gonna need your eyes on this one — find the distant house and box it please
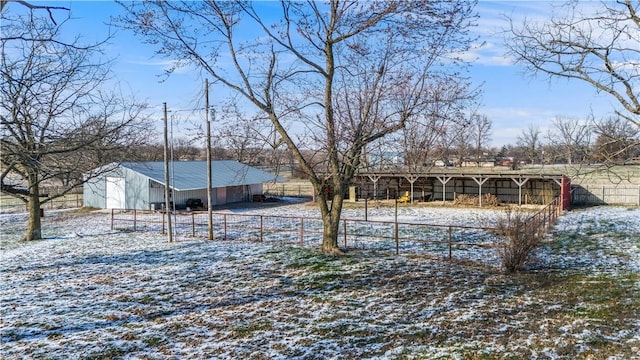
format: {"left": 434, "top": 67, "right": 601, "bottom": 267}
{"left": 433, "top": 159, "right": 453, "bottom": 167}
{"left": 461, "top": 158, "right": 497, "bottom": 168}
{"left": 83, "top": 160, "right": 284, "bottom": 210}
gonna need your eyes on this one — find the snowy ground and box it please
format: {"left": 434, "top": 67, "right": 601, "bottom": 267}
{"left": 1, "top": 202, "right": 639, "bottom": 359}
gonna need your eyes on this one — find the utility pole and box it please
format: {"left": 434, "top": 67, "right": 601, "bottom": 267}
{"left": 163, "top": 102, "right": 173, "bottom": 243}
{"left": 205, "top": 79, "right": 213, "bottom": 240}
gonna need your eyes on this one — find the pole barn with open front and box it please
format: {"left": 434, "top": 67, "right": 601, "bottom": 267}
{"left": 83, "top": 160, "right": 282, "bottom": 210}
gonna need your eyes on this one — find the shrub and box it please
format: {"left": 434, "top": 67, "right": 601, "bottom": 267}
{"left": 482, "top": 193, "right": 500, "bottom": 206}
{"left": 453, "top": 194, "right": 476, "bottom": 205}
{"left": 495, "top": 208, "right": 543, "bottom": 273}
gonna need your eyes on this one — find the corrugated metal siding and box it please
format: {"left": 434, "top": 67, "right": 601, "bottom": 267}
{"left": 149, "top": 180, "right": 165, "bottom": 205}
{"left": 217, "top": 187, "right": 226, "bottom": 205}
{"left": 226, "top": 185, "right": 248, "bottom": 203}
{"left": 83, "top": 177, "right": 106, "bottom": 208}
{"left": 83, "top": 167, "right": 126, "bottom": 208}
{"left": 123, "top": 167, "right": 150, "bottom": 210}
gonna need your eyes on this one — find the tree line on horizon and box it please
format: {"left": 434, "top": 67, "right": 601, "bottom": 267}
{"left": 133, "top": 112, "right": 640, "bottom": 173}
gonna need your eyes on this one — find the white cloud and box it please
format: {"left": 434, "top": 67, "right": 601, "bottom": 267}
{"left": 125, "top": 57, "right": 195, "bottom": 74}
{"left": 456, "top": 42, "right": 514, "bottom": 66}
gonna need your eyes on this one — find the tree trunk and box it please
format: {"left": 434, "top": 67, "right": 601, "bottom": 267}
{"left": 320, "top": 215, "right": 342, "bottom": 254}
{"left": 316, "top": 183, "right": 345, "bottom": 255}
{"left": 24, "top": 180, "right": 43, "bottom": 241}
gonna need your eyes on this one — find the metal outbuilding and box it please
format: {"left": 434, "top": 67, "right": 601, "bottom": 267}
{"left": 83, "top": 160, "right": 283, "bottom": 210}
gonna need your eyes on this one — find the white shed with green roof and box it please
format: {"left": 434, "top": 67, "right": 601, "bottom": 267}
{"left": 83, "top": 160, "right": 283, "bottom": 210}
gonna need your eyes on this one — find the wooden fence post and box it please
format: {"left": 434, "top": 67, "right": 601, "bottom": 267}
{"left": 448, "top": 226, "right": 452, "bottom": 261}
{"left": 343, "top": 220, "right": 347, "bottom": 248}
{"left": 299, "top": 218, "right": 304, "bottom": 246}
{"left": 365, "top": 198, "right": 368, "bottom": 221}
{"left": 111, "top": 208, "right": 114, "bottom": 231}
{"left": 395, "top": 199, "right": 399, "bottom": 255}
{"left": 223, "top": 214, "right": 227, "bottom": 240}
{"left": 260, "top": 215, "right": 264, "bottom": 242}
{"left": 133, "top": 210, "right": 137, "bottom": 232}
{"left": 192, "top": 213, "right": 195, "bottom": 237}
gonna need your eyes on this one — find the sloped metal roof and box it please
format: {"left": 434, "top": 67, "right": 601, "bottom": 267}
{"left": 120, "top": 160, "right": 284, "bottom": 191}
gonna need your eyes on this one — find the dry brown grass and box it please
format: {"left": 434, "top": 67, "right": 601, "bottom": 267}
{"left": 453, "top": 193, "right": 500, "bottom": 207}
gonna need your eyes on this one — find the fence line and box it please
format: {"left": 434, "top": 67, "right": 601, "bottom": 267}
{"left": 0, "top": 193, "right": 83, "bottom": 213}
{"left": 263, "top": 183, "right": 314, "bottom": 198}
{"left": 526, "top": 196, "right": 562, "bottom": 235}
{"left": 572, "top": 184, "right": 640, "bottom": 206}
{"left": 110, "top": 196, "right": 564, "bottom": 262}
{"left": 110, "top": 208, "right": 501, "bottom": 260}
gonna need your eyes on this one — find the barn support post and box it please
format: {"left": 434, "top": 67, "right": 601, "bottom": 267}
{"left": 471, "top": 176, "right": 489, "bottom": 207}
{"left": 436, "top": 176, "right": 452, "bottom": 204}
{"left": 367, "top": 175, "right": 380, "bottom": 200}
{"left": 511, "top": 177, "right": 529, "bottom": 206}
{"left": 111, "top": 208, "right": 114, "bottom": 231}
{"left": 554, "top": 175, "right": 571, "bottom": 210}
{"left": 404, "top": 175, "right": 419, "bottom": 204}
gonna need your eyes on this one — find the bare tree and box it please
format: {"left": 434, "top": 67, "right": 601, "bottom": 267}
{"left": 213, "top": 103, "right": 272, "bottom": 166}
{"left": 547, "top": 116, "right": 592, "bottom": 165}
{"left": 1, "top": 12, "right": 151, "bottom": 241}
{"left": 117, "top": 1, "right": 477, "bottom": 254}
{"left": 517, "top": 125, "right": 542, "bottom": 165}
{"left": 171, "top": 138, "right": 202, "bottom": 161}
{"left": 470, "top": 113, "right": 492, "bottom": 164}
{"left": 401, "top": 78, "right": 475, "bottom": 170}
{"left": 0, "top": 0, "right": 69, "bottom": 24}
{"left": 593, "top": 116, "right": 640, "bottom": 164}
{"left": 445, "top": 117, "right": 472, "bottom": 167}
{"left": 506, "top": 0, "right": 640, "bottom": 129}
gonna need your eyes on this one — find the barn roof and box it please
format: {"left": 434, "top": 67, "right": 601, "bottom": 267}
{"left": 120, "top": 160, "right": 284, "bottom": 191}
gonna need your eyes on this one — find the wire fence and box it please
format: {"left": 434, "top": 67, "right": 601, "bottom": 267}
{"left": 527, "top": 196, "right": 562, "bottom": 234}
{"left": 0, "top": 193, "right": 83, "bottom": 214}
{"left": 111, "top": 208, "right": 504, "bottom": 261}
{"left": 110, "top": 196, "right": 563, "bottom": 263}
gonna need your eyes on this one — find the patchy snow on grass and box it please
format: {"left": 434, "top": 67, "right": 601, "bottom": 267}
{"left": 1, "top": 203, "right": 639, "bottom": 359}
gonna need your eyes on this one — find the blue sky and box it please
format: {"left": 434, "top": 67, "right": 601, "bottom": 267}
{"left": 10, "top": 1, "right": 617, "bottom": 147}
